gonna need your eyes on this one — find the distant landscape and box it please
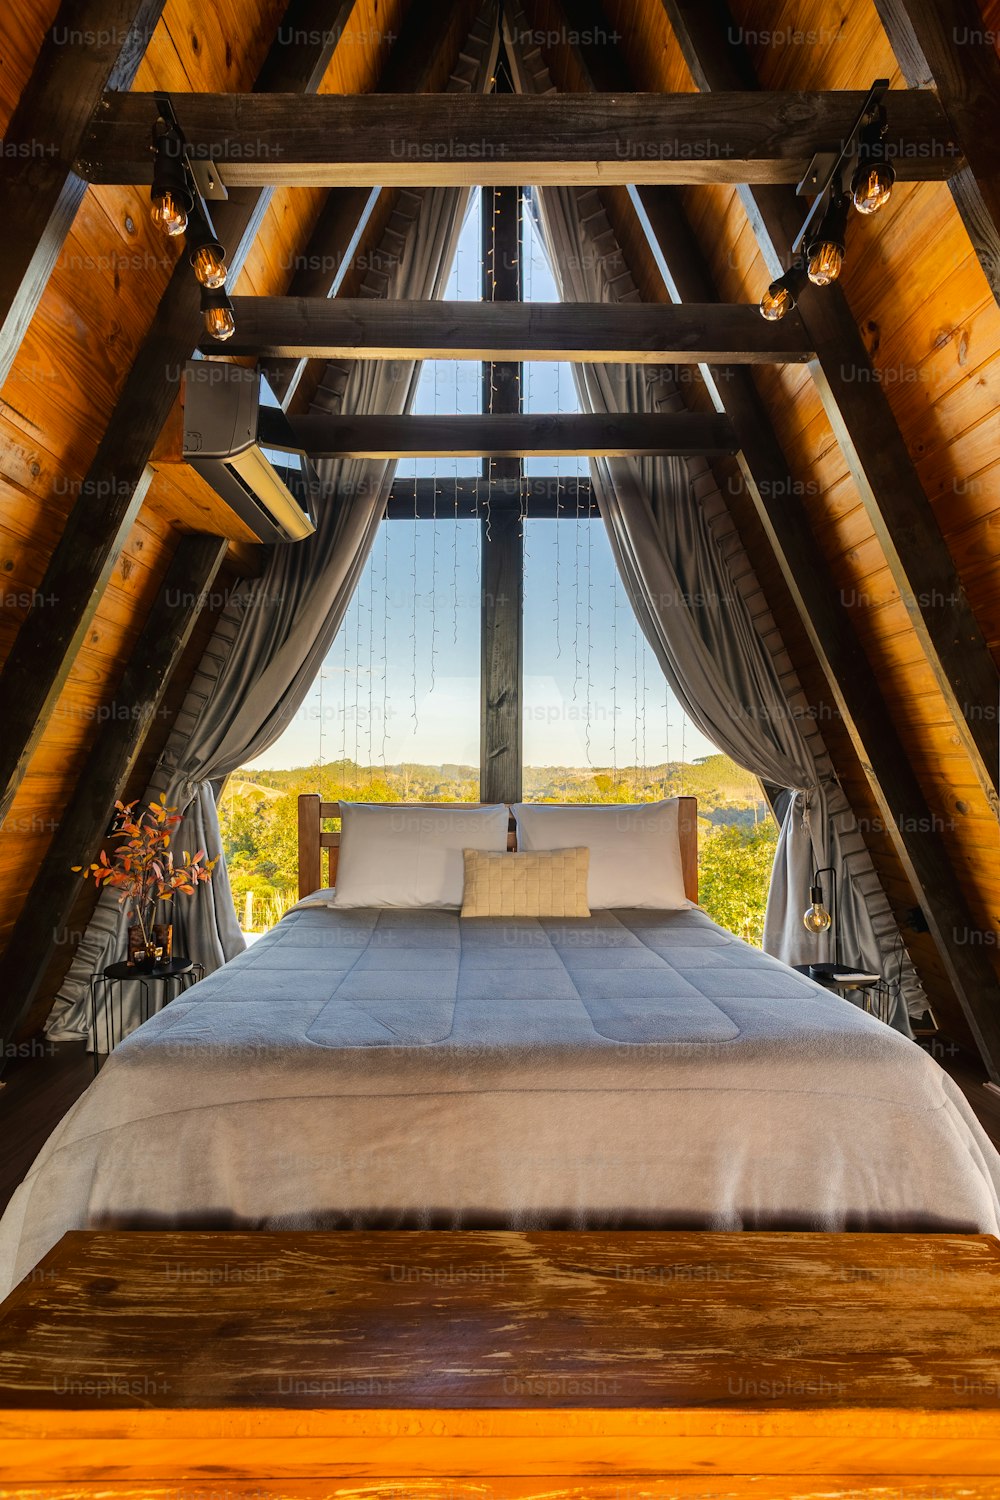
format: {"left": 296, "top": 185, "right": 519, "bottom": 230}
{"left": 219, "top": 754, "right": 779, "bottom": 945}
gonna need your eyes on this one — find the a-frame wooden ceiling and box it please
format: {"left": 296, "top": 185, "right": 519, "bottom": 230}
{"left": 0, "top": 0, "right": 998, "bottom": 1077}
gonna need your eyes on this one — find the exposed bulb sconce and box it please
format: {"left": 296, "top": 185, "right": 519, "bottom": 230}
{"left": 807, "top": 190, "right": 851, "bottom": 286}
{"left": 150, "top": 117, "right": 193, "bottom": 237}
{"left": 759, "top": 265, "right": 807, "bottom": 321}
{"left": 851, "top": 106, "right": 895, "bottom": 215}
{"left": 803, "top": 879, "right": 833, "bottom": 935}
{"left": 201, "top": 286, "right": 236, "bottom": 342}
{"left": 759, "top": 78, "right": 897, "bottom": 317}
{"left": 150, "top": 101, "right": 235, "bottom": 341}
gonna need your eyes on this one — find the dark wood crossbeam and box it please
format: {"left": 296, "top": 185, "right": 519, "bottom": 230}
{"left": 532, "top": 0, "right": 1000, "bottom": 1075}
{"left": 0, "top": 0, "right": 167, "bottom": 390}
{"left": 273, "top": 411, "right": 737, "bottom": 458}
{"left": 387, "top": 477, "right": 596, "bottom": 519}
{"left": 80, "top": 90, "right": 961, "bottom": 189}
{"left": 206, "top": 297, "right": 813, "bottom": 362}
{"left": 661, "top": 0, "right": 1000, "bottom": 815}
{"left": 0, "top": 533, "right": 228, "bottom": 1052}
{"left": 0, "top": 0, "right": 356, "bottom": 834}
{"left": 872, "top": 0, "right": 1000, "bottom": 309}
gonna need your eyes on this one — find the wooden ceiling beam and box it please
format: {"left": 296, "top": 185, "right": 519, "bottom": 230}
{"left": 0, "top": 0, "right": 166, "bottom": 390}
{"left": 207, "top": 296, "right": 814, "bottom": 362}
{"left": 0, "top": 0, "right": 358, "bottom": 835}
{"left": 272, "top": 410, "right": 738, "bottom": 458}
{"left": 79, "top": 90, "right": 961, "bottom": 189}
{"left": 871, "top": 0, "right": 1000, "bottom": 309}
{"left": 661, "top": 0, "right": 1000, "bottom": 816}
{"left": 0, "top": 533, "right": 228, "bottom": 1052}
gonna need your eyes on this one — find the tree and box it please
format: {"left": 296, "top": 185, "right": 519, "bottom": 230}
{"left": 698, "top": 821, "right": 779, "bottom": 948}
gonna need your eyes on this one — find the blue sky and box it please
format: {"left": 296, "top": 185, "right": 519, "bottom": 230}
{"left": 247, "top": 194, "right": 716, "bottom": 773}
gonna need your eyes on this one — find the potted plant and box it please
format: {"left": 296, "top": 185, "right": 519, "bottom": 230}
{"left": 74, "top": 796, "right": 218, "bottom": 970}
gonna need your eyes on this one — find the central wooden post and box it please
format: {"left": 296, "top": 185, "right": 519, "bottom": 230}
{"left": 479, "top": 124, "right": 524, "bottom": 803}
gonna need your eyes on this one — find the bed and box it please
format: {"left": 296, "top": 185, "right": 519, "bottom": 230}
{"left": 2, "top": 796, "right": 999, "bottom": 1298}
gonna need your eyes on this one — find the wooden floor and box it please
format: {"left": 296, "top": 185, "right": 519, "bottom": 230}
{"left": 2, "top": 1032, "right": 1000, "bottom": 1218}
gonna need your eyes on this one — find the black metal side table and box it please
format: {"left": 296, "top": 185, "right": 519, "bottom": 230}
{"left": 792, "top": 963, "right": 891, "bottom": 1024}
{"left": 90, "top": 957, "right": 204, "bottom": 1073}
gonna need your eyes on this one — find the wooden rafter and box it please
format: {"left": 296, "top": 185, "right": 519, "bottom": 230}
{"left": 204, "top": 297, "right": 814, "bottom": 362}
{"left": 0, "top": 0, "right": 358, "bottom": 834}
{"left": 872, "top": 0, "right": 1000, "bottom": 309}
{"left": 0, "top": 0, "right": 167, "bottom": 390}
{"left": 270, "top": 410, "right": 738, "bottom": 458}
{"left": 79, "top": 90, "right": 962, "bottom": 189}
{"left": 660, "top": 0, "right": 1000, "bottom": 814}
{"left": 0, "top": 533, "right": 228, "bottom": 1050}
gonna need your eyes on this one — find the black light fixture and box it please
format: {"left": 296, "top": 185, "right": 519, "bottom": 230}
{"left": 851, "top": 105, "right": 895, "bottom": 216}
{"left": 150, "top": 115, "right": 193, "bottom": 237}
{"left": 759, "top": 263, "right": 808, "bottom": 322}
{"left": 149, "top": 99, "right": 235, "bottom": 342}
{"left": 200, "top": 286, "right": 236, "bottom": 342}
{"left": 759, "top": 78, "right": 897, "bottom": 317}
{"left": 806, "top": 188, "right": 851, "bottom": 287}
{"left": 804, "top": 865, "right": 852, "bottom": 981}
{"left": 186, "top": 197, "right": 228, "bottom": 290}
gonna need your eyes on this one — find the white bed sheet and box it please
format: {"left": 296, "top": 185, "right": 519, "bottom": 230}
{"left": 2, "top": 901, "right": 999, "bottom": 1296}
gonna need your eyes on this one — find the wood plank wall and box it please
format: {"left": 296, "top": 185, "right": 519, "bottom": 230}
{"left": 0, "top": 0, "right": 406, "bottom": 961}
{"left": 594, "top": 0, "right": 1000, "bottom": 1020}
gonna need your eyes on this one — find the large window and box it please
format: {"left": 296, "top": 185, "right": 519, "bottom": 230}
{"left": 223, "top": 180, "right": 774, "bottom": 939}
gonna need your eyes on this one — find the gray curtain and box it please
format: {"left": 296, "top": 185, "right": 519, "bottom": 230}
{"left": 47, "top": 178, "right": 480, "bottom": 1042}
{"left": 526, "top": 176, "right": 920, "bottom": 1032}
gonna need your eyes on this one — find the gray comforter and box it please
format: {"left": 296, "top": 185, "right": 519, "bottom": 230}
{"left": 3, "top": 902, "right": 999, "bottom": 1296}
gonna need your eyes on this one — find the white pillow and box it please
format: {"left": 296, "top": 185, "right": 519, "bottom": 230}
{"left": 332, "top": 803, "right": 510, "bottom": 908}
{"left": 511, "top": 799, "right": 690, "bottom": 910}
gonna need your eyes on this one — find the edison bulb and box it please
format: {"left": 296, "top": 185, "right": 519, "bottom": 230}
{"left": 192, "top": 245, "right": 227, "bottom": 289}
{"left": 150, "top": 190, "right": 188, "bottom": 237}
{"left": 203, "top": 304, "right": 236, "bottom": 341}
{"left": 760, "top": 281, "right": 793, "bottom": 321}
{"left": 807, "top": 242, "right": 843, "bottom": 287}
{"left": 851, "top": 161, "right": 895, "bottom": 215}
{"left": 803, "top": 900, "right": 833, "bottom": 935}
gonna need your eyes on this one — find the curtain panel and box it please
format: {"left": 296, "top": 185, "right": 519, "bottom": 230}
{"left": 529, "top": 181, "right": 920, "bottom": 1031}
{"left": 47, "top": 179, "right": 479, "bottom": 1042}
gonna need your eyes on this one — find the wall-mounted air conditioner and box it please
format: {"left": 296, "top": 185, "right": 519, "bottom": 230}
{"left": 182, "top": 361, "right": 316, "bottom": 543}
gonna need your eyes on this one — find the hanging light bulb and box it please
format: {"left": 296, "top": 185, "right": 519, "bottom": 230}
{"left": 186, "top": 198, "right": 228, "bottom": 288}
{"left": 201, "top": 286, "right": 235, "bottom": 341}
{"left": 807, "top": 191, "right": 851, "bottom": 286}
{"left": 150, "top": 117, "right": 193, "bottom": 238}
{"left": 851, "top": 159, "right": 895, "bottom": 216}
{"left": 803, "top": 882, "right": 833, "bottom": 935}
{"left": 150, "top": 188, "right": 189, "bottom": 237}
{"left": 851, "top": 106, "right": 896, "bottom": 215}
{"left": 759, "top": 265, "right": 806, "bottom": 321}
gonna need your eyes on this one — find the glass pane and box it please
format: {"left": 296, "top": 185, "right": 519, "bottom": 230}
{"left": 222, "top": 518, "right": 482, "bottom": 930}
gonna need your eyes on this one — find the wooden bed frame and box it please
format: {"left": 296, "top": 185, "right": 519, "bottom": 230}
{"left": 297, "top": 795, "right": 699, "bottom": 903}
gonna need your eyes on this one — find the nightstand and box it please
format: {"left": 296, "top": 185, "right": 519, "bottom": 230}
{"left": 90, "top": 957, "right": 204, "bottom": 1073}
{"left": 792, "top": 963, "right": 891, "bottom": 1024}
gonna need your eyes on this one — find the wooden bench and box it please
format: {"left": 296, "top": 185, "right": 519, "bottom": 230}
{"left": 1, "top": 1229, "right": 1000, "bottom": 1497}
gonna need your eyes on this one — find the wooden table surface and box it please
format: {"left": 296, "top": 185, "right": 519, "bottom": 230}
{"left": 1, "top": 1229, "right": 999, "bottom": 1497}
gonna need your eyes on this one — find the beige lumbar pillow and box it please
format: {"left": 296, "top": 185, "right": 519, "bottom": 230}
{"left": 461, "top": 847, "right": 590, "bottom": 919}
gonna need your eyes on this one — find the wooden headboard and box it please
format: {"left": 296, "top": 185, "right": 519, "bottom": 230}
{"left": 297, "top": 797, "right": 699, "bottom": 905}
